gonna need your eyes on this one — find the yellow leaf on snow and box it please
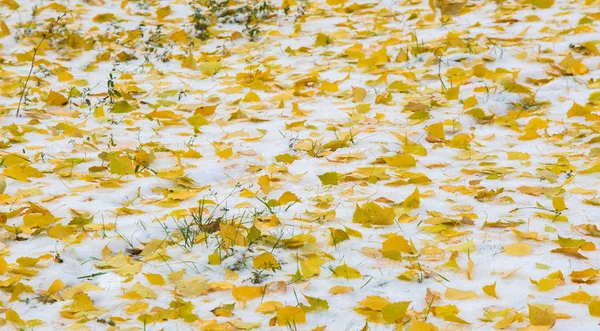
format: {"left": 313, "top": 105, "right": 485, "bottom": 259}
{"left": 529, "top": 304, "right": 556, "bottom": 327}
{"left": 0, "top": 256, "right": 6, "bottom": 275}
{"left": 358, "top": 296, "right": 390, "bottom": 311}
{"left": 258, "top": 175, "right": 272, "bottom": 194}
{"left": 503, "top": 243, "right": 531, "bottom": 256}
{"left": 381, "top": 235, "right": 416, "bottom": 261}
{"left": 232, "top": 285, "right": 263, "bottom": 302}
{"left": 352, "top": 201, "right": 395, "bottom": 226}
{"left": 382, "top": 154, "right": 416, "bottom": 168}
{"left": 518, "top": 186, "right": 544, "bottom": 196}
{"left": 552, "top": 197, "right": 566, "bottom": 212}
{"left": 507, "top": 152, "right": 530, "bottom": 160}
{"left": 482, "top": 282, "right": 498, "bottom": 298}
{"left": 329, "top": 285, "right": 353, "bottom": 295}
{"left": 532, "top": 0, "right": 554, "bottom": 8}
{"left": 256, "top": 300, "right": 283, "bottom": 314}
{"left": 144, "top": 273, "right": 165, "bottom": 286}
{"left": 276, "top": 305, "right": 306, "bottom": 326}
{"left": 47, "top": 279, "right": 66, "bottom": 294}
{"left": 175, "top": 277, "right": 208, "bottom": 297}
{"left": 45, "top": 90, "right": 68, "bottom": 106}
{"left": 589, "top": 300, "right": 600, "bottom": 317}
{"left": 0, "top": 175, "right": 5, "bottom": 194}
{"left": 445, "top": 287, "right": 478, "bottom": 300}
{"left": 61, "top": 282, "right": 103, "bottom": 300}
{"left": 3, "top": 164, "right": 44, "bottom": 182}
{"left": 278, "top": 191, "right": 299, "bottom": 205}
{"left": 558, "top": 291, "right": 592, "bottom": 304}
{"left": 401, "top": 187, "right": 421, "bottom": 210}
{"left": 332, "top": 264, "right": 361, "bottom": 279}
{"left": 63, "top": 292, "right": 97, "bottom": 313}
{"left": 253, "top": 252, "right": 279, "bottom": 269}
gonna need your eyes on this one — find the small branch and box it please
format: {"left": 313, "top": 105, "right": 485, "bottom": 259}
{"left": 77, "top": 272, "right": 107, "bottom": 279}
{"left": 16, "top": 12, "right": 67, "bottom": 117}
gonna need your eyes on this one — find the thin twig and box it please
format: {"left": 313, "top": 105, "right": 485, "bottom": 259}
{"left": 16, "top": 12, "right": 67, "bottom": 117}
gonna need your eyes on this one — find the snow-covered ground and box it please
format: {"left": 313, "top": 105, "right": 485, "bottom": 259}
{"left": 1, "top": 0, "right": 600, "bottom": 329}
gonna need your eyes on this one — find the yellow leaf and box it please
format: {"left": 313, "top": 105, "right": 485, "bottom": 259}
{"left": 329, "top": 285, "right": 353, "bottom": 295}
{"left": 188, "top": 114, "right": 210, "bottom": 129}
{"left": 447, "top": 133, "right": 471, "bottom": 149}
{"left": 570, "top": 268, "right": 599, "bottom": 284}
{"left": 426, "top": 122, "right": 445, "bottom": 140}
{"left": 446, "top": 240, "right": 476, "bottom": 253}
{"left": 445, "top": 287, "right": 478, "bottom": 300}
{"left": 352, "top": 86, "right": 367, "bottom": 102}
{"left": 125, "top": 301, "right": 148, "bottom": 314}
{"left": 48, "top": 224, "right": 76, "bottom": 239}
{"left": 352, "top": 202, "right": 395, "bottom": 226}
{"left": 358, "top": 296, "right": 390, "bottom": 311}
{"left": 45, "top": 90, "right": 68, "bottom": 106}
{"left": 61, "top": 282, "right": 103, "bottom": 300}
{"left": 207, "top": 252, "right": 221, "bottom": 265}
{"left": 0, "top": 256, "right": 6, "bottom": 275}
{"left": 5, "top": 309, "right": 25, "bottom": 326}
{"left": 482, "top": 282, "right": 498, "bottom": 298}
{"left": 16, "top": 256, "right": 40, "bottom": 267}
{"left": 382, "top": 235, "right": 415, "bottom": 261}
{"left": 529, "top": 304, "right": 555, "bottom": 327}
{"left": 401, "top": 187, "right": 420, "bottom": 210}
{"left": 170, "top": 29, "right": 188, "bottom": 43}
{"left": 320, "top": 81, "right": 339, "bottom": 92}
{"left": 463, "top": 95, "right": 478, "bottom": 109}
{"left": 560, "top": 53, "right": 589, "bottom": 75}
{"left": 318, "top": 172, "right": 339, "bottom": 185}
{"left": 243, "top": 91, "right": 261, "bottom": 102}
{"left": 214, "top": 145, "right": 233, "bottom": 159}
{"left": 330, "top": 228, "right": 350, "bottom": 245}
{"left": 412, "top": 320, "right": 438, "bottom": 331}
{"left": 517, "top": 186, "right": 544, "bottom": 196}
{"left": 552, "top": 197, "right": 566, "bottom": 212}
{"left": 382, "top": 154, "right": 416, "bottom": 167}
{"left": 503, "top": 243, "right": 531, "bottom": 256}
{"left": 3, "top": 164, "right": 44, "bottom": 182}
{"left": 23, "top": 213, "right": 59, "bottom": 228}
{"left": 111, "top": 100, "right": 134, "bottom": 113}
{"left": 253, "top": 252, "right": 279, "bottom": 269}
{"left": 589, "top": 300, "right": 600, "bottom": 317}
{"left": 46, "top": 279, "right": 65, "bottom": 295}
{"left": 333, "top": 264, "right": 361, "bottom": 279}
{"left": 382, "top": 301, "right": 411, "bottom": 324}
{"left": 182, "top": 53, "right": 197, "bottom": 69}
{"left": 507, "top": 152, "right": 530, "bottom": 160}
{"left": 256, "top": 300, "right": 283, "bottom": 314}
{"left": 66, "top": 292, "right": 97, "bottom": 312}
{"left": 175, "top": 277, "right": 208, "bottom": 297}
{"left": 532, "top": 0, "right": 554, "bottom": 7}
{"left": 93, "top": 13, "right": 117, "bottom": 23}
{"left": 314, "top": 33, "right": 333, "bottom": 46}
{"left": 143, "top": 273, "right": 165, "bottom": 286}
{"left": 445, "top": 86, "right": 460, "bottom": 100}
{"left": 278, "top": 191, "right": 299, "bottom": 205}
{"left": 567, "top": 102, "right": 590, "bottom": 117}
{"left": 109, "top": 154, "right": 134, "bottom": 175}
{"left": 258, "top": 175, "right": 272, "bottom": 194}
{"left": 156, "top": 5, "right": 171, "bottom": 20}
{"left": 276, "top": 306, "right": 306, "bottom": 326}
{"left": 232, "top": 285, "right": 263, "bottom": 302}
{"left": 559, "top": 291, "right": 592, "bottom": 304}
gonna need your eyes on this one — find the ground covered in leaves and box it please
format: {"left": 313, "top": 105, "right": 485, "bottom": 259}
{"left": 0, "top": 0, "right": 600, "bottom": 330}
